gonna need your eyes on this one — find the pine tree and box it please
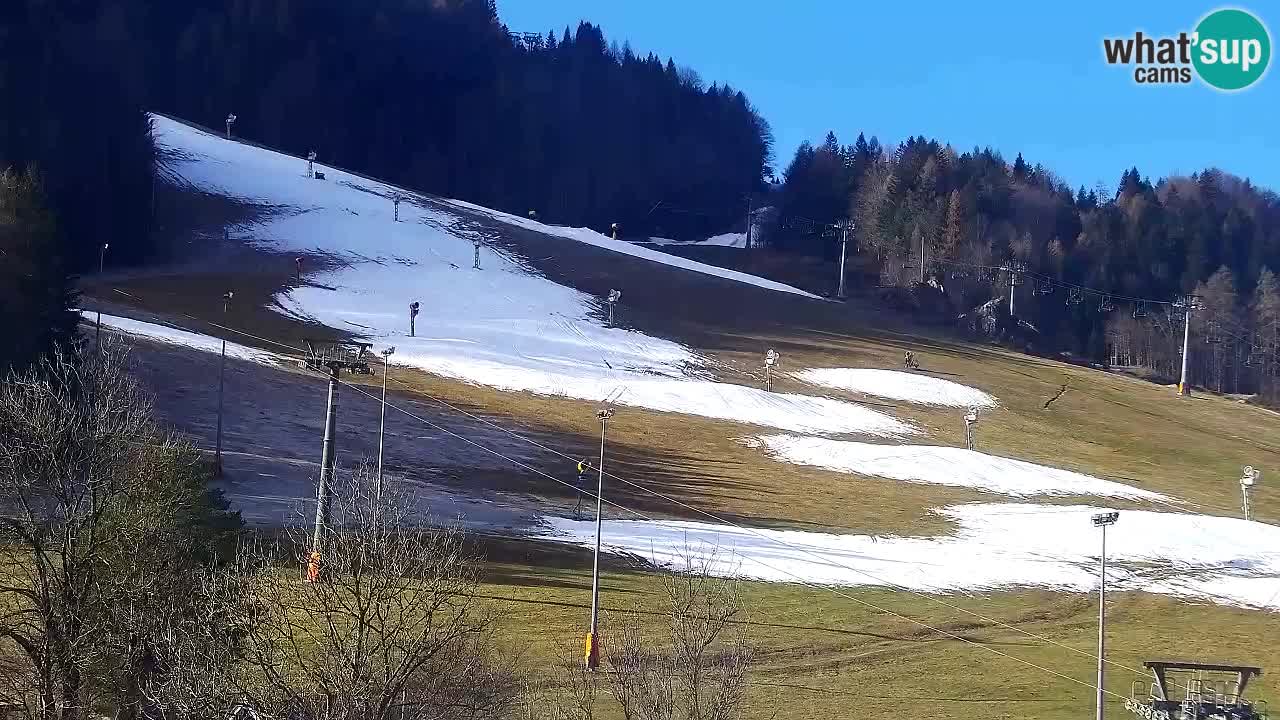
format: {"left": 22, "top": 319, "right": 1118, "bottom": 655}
{"left": 941, "top": 189, "right": 964, "bottom": 259}
{"left": 0, "top": 166, "right": 78, "bottom": 374}
{"left": 1012, "top": 152, "right": 1028, "bottom": 181}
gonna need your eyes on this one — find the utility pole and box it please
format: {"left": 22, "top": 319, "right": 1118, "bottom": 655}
{"left": 585, "top": 406, "right": 614, "bottom": 670}
{"left": 745, "top": 195, "right": 753, "bottom": 249}
{"left": 311, "top": 364, "right": 340, "bottom": 559}
{"left": 95, "top": 243, "right": 109, "bottom": 348}
{"left": 376, "top": 346, "right": 396, "bottom": 505}
{"left": 1091, "top": 511, "right": 1119, "bottom": 720}
{"left": 215, "top": 291, "right": 234, "bottom": 477}
{"left": 1177, "top": 295, "right": 1200, "bottom": 396}
{"left": 836, "top": 220, "right": 850, "bottom": 300}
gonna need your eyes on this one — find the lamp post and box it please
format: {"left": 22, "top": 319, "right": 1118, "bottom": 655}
{"left": 585, "top": 406, "right": 615, "bottom": 670}
{"left": 1240, "top": 466, "right": 1260, "bottom": 521}
{"left": 376, "top": 346, "right": 396, "bottom": 504}
{"left": 225, "top": 113, "right": 237, "bottom": 140}
{"left": 214, "top": 291, "right": 234, "bottom": 476}
{"left": 765, "top": 348, "right": 779, "bottom": 392}
{"left": 95, "top": 243, "right": 109, "bottom": 348}
{"left": 1092, "top": 511, "right": 1120, "bottom": 720}
{"left": 963, "top": 407, "right": 979, "bottom": 451}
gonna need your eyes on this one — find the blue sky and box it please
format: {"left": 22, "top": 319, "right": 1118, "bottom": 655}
{"left": 499, "top": 0, "right": 1276, "bottom": 193}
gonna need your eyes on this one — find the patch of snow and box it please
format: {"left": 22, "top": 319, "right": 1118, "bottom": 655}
{"left": 150, "top": 115, "right": 904, "bottom": 436}
{"left": 534, "top": 504, "right": 1280, "bottom": 611}
{"left": 753, "top": 435, "right": 1170, "bottom": 501}
{"left": 439, "top": 197, "right": 817, "bottom": 298}
{"left": 798, "top": 368, "right": 997, "bottom": 408}
{"left": 83, "top": 311, "right": 277, "bottom": 365}
{"left": 699, "top": 232, "right": 747, "bottom": 248}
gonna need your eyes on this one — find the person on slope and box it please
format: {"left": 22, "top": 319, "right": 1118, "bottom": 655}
{"left": 575, "top": 459, "right": 589, "bottom": 518}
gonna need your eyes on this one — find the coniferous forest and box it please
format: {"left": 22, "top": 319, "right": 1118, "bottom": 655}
{"left": 775, "top": 133, "right": 1280, "bottom": 401}
{"left": 2, "top": 0, "right": 1278, "bottom": 401}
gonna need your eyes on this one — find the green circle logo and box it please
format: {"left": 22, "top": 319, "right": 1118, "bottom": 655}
{"left": 1193, "top": 8, "right": 1271, "bottom": 90}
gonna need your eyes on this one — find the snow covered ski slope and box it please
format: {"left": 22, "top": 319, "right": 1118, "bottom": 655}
{"left": 536, "top": 504, "right": 1280, "bottom": 611}
{"left": 151, "top": 115, "right": 896, "bottom": 435}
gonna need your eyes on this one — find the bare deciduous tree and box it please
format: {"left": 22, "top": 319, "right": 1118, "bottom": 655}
{"left": 607, "top": 556, "right": 752, "bottom": 720}
{"left": 149, "top": 463, "right": 518, "bottom": 720}
{"left": 0, "top": 339, "right": 238, "bottom": 720}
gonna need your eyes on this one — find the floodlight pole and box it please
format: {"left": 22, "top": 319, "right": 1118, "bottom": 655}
{"left": 312, "top": 364, "right": 340, "bottom": 555}
{"left": 95, "top": 243, "right": 109, "bottom": 348}
{"left": 586, "top": 407, "right": 613, "bottom": 670}
{"left": 215, "top": 291, "right": 233, "bottom": 477}
{"left": 834, "top": 220, "right": 851, "bottom": 298}
{"left": 376, "top": 347, "right": 395, "bottom": 505}
{"left": 1092, "top": 511, "right": 1119, "bottom": 720}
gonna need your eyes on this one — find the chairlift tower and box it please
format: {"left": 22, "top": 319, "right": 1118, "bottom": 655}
{"left": 1175, "top": 295, "right": 1203, "bottom": 396}
{"left": 1003, "top": 261, "right": 1026, "bottom": 317}
{"left": 225, "top": 113, "right": 237, "bottom": 140}
{"left": 301, "top": 339, "right": 373, "bottom": 571}
{"left": 307, "top": 151, "right": 317, "bottom": 179}
{"left": 1127, "top": 661, "right": 1266, "bottom": 720}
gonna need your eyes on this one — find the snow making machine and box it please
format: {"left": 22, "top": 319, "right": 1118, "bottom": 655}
{"left": 1126, "top": 661, "right": 1266, "bottom": 720}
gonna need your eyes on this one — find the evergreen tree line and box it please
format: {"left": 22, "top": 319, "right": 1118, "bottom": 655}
{"left": 775, "top": 131, "right": 1280, "bottom": 401}
{"left": 0, "top": 0, "right": 771, "bottom": 373}
{"left": 141, "top": 0, "right": 770, "bottom": 237}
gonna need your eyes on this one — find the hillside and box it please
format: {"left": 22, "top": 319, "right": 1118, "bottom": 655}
{"left": 79, "top": 113, "right": 1280, "bottom": 719}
